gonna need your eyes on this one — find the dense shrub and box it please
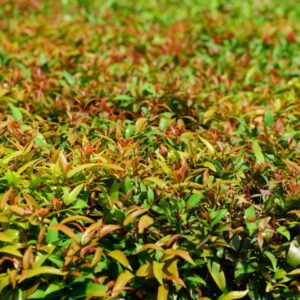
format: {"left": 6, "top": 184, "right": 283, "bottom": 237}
{"left": 0, "top": 1, "right": 300, "bottom": 299}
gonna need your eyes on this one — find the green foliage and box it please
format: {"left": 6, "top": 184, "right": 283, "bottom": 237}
{"left": 0, "top": 0, "right": 300, "bottom": 299}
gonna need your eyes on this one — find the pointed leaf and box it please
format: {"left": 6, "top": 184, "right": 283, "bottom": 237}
{"left": 138, "top": 215, "right": 154, "bottom": 233}
{"left": 48, "top": 224, "right": 78, "bottom": 242}
{"left": 108, "top": 250, "right": 131, "bottom": 269}
{"left": 187, "top": 193, "right": 202, "bottom": 210}
{"left": 153, "top": 261, "right": 164, "bottom": 285}
{"left": 252, "top": 140, "right": 265, "bottom": 164}
{"left": 207, "top": 261, "right": 226, "bottom": 292}
{"left": 164, "top": 249, "right": 195, "bottom": 265}
{"left": 111, "top": 270, "right": 134, "bottom": 296}
{"left": 217, "top": 290, "right": 248, "bottom": 300}
{"left": 136, "top": 262, "right": 152, "bottom": 277}
{"left": 0, "top": 232, "right": 14, "bottom": 242}
{"left": 135, "top": 243, "right": 164, "bottom": 254}
{"left": 8, "top": 103, "right": 23, "bottom": 121}
{"left": 124, "top": 208, "right": 149, "bottom": 226}
{"left": 19, "top": 267, "right": 66, "bottom": 283}
{"left": 135, "top": 118, "right": 147, "bottom": 134}
{"left": 0, "top": 245, "right": 22, "bottom": 257}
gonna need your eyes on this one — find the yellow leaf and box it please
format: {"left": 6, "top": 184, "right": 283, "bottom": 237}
{"left": 138, "top": 215, "right": 154, "bottom": 233}
{"left": 0, "top": 275, "right": 10, "bottom": 293}
{"left": 164, "top": 259, "right": 179, "bottom": 278}
{"left": 136, "top": 262, "right": 152, "bottom": 277}
{"left": 173, "top": 182, "right": 203, "bottom": 189}
{"left": 202, "top": 161, "right": 216, "bottom": 172}
{"left": 287, "top": 268, "right": 300, "bottom": 275}
{"left": 199, "top": 137, "right": 215, "bottom": 154}
{"left": 124, "top": 208, "right": 149, "bottom": 226}
{"left": 164, "top": 249, "right": 195, "bottom": 265}
{"left": 89, "top": 247, "right": 103, "bottom": 268}
{"left": 0, "top": 150, "right": 23, "bottom": 164}
{"left": 213, "top": 180, "right": 239, "bottom": 187}
{"left": 48, "top": 224, "right": 78, "bottom": 242}
{"left": 17, "top": 158, "right": 43, "bottom": 175}
{"left": 135, "top": 243, "right": 164, "bottom": 254}
{"left": 85, "top": 290, "right": 107, "bottom": 300}
{"left": 0, "top": 245, "right": 22, "bottom": 257}
{"left": 67, "top": 163, "right": 123, "bottom": 178}
{"left": 135, "top": 117, "right": 147, "bottom": 134}
{"left": 153, "top": 261, "right": 164, "bottom": 285}
{"left": 288, "top": 210, "right": 300, "bottom": 217}
{"left": 82, "top": 220, "right": 103, "bottom": 244}
{"left": 217, "top": 290, "right": 249, "bottom": 300}
{"left": 111, "top": 270, "right": 134, "bottom": 296}
{"left": 0, "top": 232, "right": 13, "bottom": 242}
{"left": 108, "top": 250, "right": 131, "bottom": 269}
{"left": 157, "top": 285, "right": 169, "bottom": 300}
{"left": 61, "top": 216, "right": 95, "bottom": 224}
{"left": 0, "top": 188, "right": 12, "bottom": 209}
{"left": 19, "top": 266, "right": 67, "bottom": 283}
{"left": 98, "top": 224, "right": 120, "bottom": 239}
{"left": 144, "top": 176, "right": 166, "bottom": 188}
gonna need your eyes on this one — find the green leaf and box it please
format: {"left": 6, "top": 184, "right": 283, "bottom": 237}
{"left": 63, "top": 70, "right": 76, "bottom": 85}
{"left": 287, "top": 236, "right": 300, "bottom": 267}
{"left": 210, "top": 209, "right": 227, "bottom": 227}
{"left": 159, "top": 117, "right": 171, "bottom": 131}
{"left": 276, "top": 226, "right": 290, "bottom": 240}
{"left": 66, "top": 183, "right": 84, "bottom": 205}
{"left": 264, "top": 109, "right": 274, "bottom": 126}
{"left": 46, "top": 218, "right": 58, "bottom": 243}
{"left": 7, "top": 103, "right": 23, "bottom": 121}
{"left": 207, "top": 260, "right": 226, "bottom": 292}
{"left": 187, "top": 193, "right": 202, "bottom": 210}
{"left": 251, "top": 140, "right": 265, "bottom": 164}
{"left": 245, "top": 206, "right": 255, "bottom": 220}
{"left": 186, "top": 276, "right": 206, "bottom": 285}
{"left": 264, "top": 251, "right": 277, "bottom": 270}
{"left": 235, "top": 263, "right": 255, "bottom": 277}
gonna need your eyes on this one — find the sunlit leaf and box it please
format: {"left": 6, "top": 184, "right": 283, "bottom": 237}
{"left": 111, "top": 270, "right": 134, "bottom": 296}
{"left": 108, "top": 250, "right": 131, "bottom": 269}
{"left": 207, "top": 260, "right": 226, "bottom": 292}
{"left": 48, "top": 224, "right": 78, "bottom": 242}
{"left": 157, "top": 285, "right": 169, "bottom": 300}
{"left": 217, "top": 290, "right": 248, "bottom": 300}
